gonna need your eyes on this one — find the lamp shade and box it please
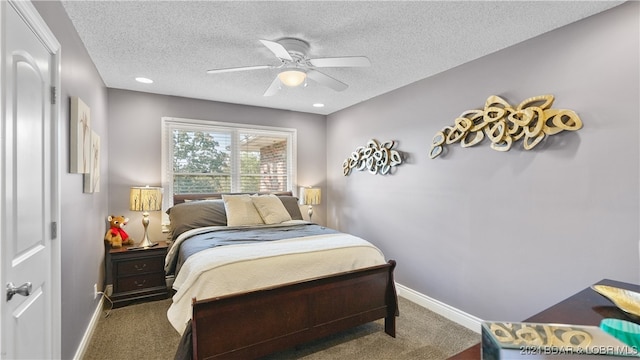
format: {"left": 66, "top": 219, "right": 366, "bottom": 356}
{"left": 299, "top": 187, "right": 321, "bottom": 205}
{"left": 129, "top": 186, "right": 163, "bottom": 212}
{"left": 278, "top": 70, "right": 306, "bottom": 87}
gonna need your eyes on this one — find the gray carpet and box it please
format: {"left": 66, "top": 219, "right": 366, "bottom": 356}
{"left": 83, "top": 297, "right": 479, "bottom": 359}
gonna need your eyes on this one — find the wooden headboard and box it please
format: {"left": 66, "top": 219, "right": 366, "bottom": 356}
{"left": 173, "top": 191, "right": 294, "bottom": 205}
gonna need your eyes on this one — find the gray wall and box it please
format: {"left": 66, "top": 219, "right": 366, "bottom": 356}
{"left": 327, "top": 2, "right": 639, "bottom": 321}
{"left": 33, "top": 2, "right": 109, "bottom": 359}
{"left": 107, "top": 89, "right": 327, "bottom": 241}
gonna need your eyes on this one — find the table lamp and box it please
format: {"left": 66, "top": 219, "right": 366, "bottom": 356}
{"left": 129, "top": 185, "right": 163, "bottom": 248}
{"left": 299, "top": 186, "right": 321, "bottom": 223}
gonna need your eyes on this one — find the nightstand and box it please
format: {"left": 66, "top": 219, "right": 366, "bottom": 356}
{"left": 108, "top": 241, "right": 169, "bottom": 308}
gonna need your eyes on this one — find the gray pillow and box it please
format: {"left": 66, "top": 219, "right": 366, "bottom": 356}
{"left": 166, "top": 199, "right": 227, "bottom": 241}
{"left": 278, "top": 196, "right": 303, "bottom": 220}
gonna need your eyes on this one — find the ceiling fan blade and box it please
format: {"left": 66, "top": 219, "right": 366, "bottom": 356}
{"left": 308, "top": 56, "right": 371, "bottom": 68}
{"left": 206, "top": 65, "right": 272, "bottom": 74}
{"left": 259, "top": 40, "right": 293, "bottom": 61}
{"left": 306, "top": 70, "right": 348, "bottom": 92}
{"left": 263, "top": 76, "right": 281, "bottom": 97}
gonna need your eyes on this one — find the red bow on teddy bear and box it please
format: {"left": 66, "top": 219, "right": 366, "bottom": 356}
{"left": 108, "top": 227, "right": 129, "bottom": 242}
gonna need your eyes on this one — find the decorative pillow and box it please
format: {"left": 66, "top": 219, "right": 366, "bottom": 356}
{"left": 166, "top": 199, "right": 227, "bottom": 241}
{"left": 222, "top": 194, "right": 265, "bottom": 226}
{"left": 277, "top": 195, "right": 304, "bottom": 220}
{"left": 251, "top": 194, "right": 292, "bottom": 224}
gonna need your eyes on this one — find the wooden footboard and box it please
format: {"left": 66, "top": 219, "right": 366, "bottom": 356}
{"left": 191, "top": 260, "right": 398, "bottom": 360}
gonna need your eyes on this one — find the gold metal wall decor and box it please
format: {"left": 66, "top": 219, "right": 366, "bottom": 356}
{"left": 343, "top": 139, "right": 403, "bottom": 176}
{"left": 429, "top": 94, "right": 582, "bottom": 159}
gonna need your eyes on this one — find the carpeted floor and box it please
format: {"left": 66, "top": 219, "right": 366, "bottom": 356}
{"left": 82, "top": 296, "right": 479, "bottom": 359}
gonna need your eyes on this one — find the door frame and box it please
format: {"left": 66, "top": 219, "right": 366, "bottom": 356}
{"left": 0, "top": 0, "right": 61, "bottom": 358}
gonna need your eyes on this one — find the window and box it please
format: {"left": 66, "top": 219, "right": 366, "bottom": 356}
{"left": 162, "top": 117, "right": 296, "bottom": 209}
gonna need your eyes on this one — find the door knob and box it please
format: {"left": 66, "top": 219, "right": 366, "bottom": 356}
{"left": 6, "top": 282, "right": 32, "bottom": 301}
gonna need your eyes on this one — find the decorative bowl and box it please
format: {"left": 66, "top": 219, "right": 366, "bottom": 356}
{"left": 591, "top": 284, "right": 640, "bottom": 318}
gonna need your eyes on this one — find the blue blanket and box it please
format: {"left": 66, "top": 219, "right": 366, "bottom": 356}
{"left": 168, "top": 223, "right": 340, "bottom": 276}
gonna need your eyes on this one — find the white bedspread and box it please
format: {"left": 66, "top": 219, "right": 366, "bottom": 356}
{"left": 166, "top": 231, "right": 386, "bottom": 334}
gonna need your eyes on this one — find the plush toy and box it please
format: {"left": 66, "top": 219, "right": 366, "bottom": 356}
{"left": 104, "top": 215, "right": 133, "bottom": 248}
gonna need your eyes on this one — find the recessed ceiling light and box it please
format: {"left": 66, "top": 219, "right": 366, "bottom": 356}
{"left": 135, "top": 77, "right": 153, "bottom": 84}
{"left": 312, "top": 103, "right": 325, "bottom": 108}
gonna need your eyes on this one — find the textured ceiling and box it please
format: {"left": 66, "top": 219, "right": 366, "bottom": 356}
{"left": 61, "top": 1, "right": 623, "bottom": 115}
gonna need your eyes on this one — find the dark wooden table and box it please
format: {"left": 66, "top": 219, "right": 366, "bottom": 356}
{"left": 108, "top": 241, "right": 169, "bottom": 308}
{"left": 448, "top": 279, "right": 640, "bottom": 359}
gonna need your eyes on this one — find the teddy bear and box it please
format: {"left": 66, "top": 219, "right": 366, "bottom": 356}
{"left": 104, "top": 215, "right": 133, "bottom": 248}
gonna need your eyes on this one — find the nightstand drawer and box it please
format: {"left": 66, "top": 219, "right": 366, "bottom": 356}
{"left": 116, "top": 273, "right": 165, "bottom": 292}
{"left": 108, "top": 241, "right": 169, "bottom": 308}
{"left": 116, "top": 257, "right": 164, "bottom": 275}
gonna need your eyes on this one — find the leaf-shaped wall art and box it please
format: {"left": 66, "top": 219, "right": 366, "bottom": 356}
{"left": 342, "top": 139, "right": 403, "bottom": 176}
{"left": 429, "top": 94, "right": 582, "bottom": 159}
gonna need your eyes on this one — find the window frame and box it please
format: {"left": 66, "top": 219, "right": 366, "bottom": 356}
{"left": 161, "top": 117, "right": 297, "bottom": 212}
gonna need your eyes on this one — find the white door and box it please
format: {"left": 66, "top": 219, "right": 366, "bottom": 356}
{"left": 0, "top": 1, "right": 61, "bottom": 359}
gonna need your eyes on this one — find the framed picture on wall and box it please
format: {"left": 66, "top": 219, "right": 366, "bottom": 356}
{"left": 70, "top": 96, "right": 91, "bottom": 174}
{"left": 83, "top": 130, "right": 100, "bottom": 193}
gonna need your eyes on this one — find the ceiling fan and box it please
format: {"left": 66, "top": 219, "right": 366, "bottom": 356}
{"left": 206, "top": 38, "right": 371, "bottom": 96}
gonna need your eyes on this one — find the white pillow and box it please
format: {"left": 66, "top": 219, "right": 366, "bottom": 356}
{"left": 251, "top": 194, "right": 292, "bottom": 225}
{"left": 222, "top": 194, "right": 264, "bottom": 226}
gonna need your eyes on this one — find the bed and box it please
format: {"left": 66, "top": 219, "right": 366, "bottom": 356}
{"left": 165, "top": 191, "right": 398, "bottom": 359}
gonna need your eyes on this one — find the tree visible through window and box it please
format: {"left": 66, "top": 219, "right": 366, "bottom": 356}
{"left": 162, "top": 118, "right": 296, "bottom": 206}
{"left": 172, "top": 130, "right": 231, "bottom": 193}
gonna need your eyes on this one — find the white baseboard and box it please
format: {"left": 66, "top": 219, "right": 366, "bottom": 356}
{"left": 72, "top": 296, "right": 105, "bottom": 360}
{"left": 396, "top": 282, "right": 483, "bottom": 333}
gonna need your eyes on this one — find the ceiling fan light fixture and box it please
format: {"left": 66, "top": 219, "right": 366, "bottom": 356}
{"left": 278, "top": 70, "right": 306, "bottom": 87}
